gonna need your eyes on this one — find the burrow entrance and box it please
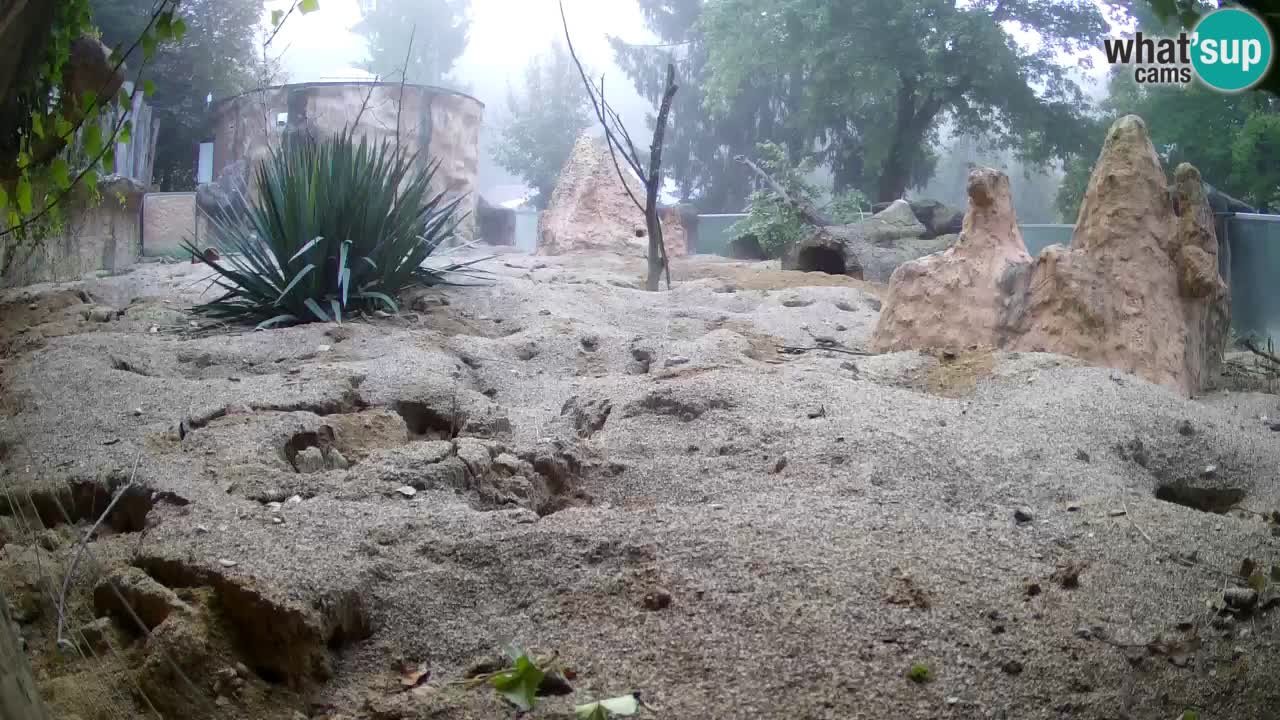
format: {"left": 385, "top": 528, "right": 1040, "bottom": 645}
{"left": 796, "top": 246, "right": 848, "bottom": 275}
{"left": 0, "top": 479, "right": 168, "bottom": 533}
{"left": 1154, "top": 483, "right": 1246, "bottom": 514}
{"left": 394, "top": 400, "right": 461, "bottom": 441}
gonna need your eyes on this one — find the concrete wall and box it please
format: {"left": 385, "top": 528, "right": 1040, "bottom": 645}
{"left": 142, "top": 192, "right": 209, "bottom": 257}
{"left": 1, "top": 177, "right": 143, "bottom": 288}
{"left": 210, "top": 82, "right": 484, "bottom": 241}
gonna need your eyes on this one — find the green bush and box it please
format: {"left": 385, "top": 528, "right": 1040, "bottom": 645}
{"left": 728, "top": 142, "right": 869, "bottom": 259}
{"left": 185, "top": 129, "right": 481, "bottom": 328}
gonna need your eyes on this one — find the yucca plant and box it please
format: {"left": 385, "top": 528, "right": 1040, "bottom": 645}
{"left": 184, "top": 128, "right": 486, "bottom": 328}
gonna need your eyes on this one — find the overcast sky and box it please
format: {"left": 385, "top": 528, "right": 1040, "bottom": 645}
{"left": 260, "top": 0, "right": 1120, "bottom": 201}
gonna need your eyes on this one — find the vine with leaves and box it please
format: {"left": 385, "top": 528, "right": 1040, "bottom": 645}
{"left": 0, "top": 0, "right": 321, "bottom": 276}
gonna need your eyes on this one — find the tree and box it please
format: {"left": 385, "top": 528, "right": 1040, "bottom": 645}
{"left": 91, "top": 0, "right": 264, "bottom": 189}
{"left": 491, "top": 42, "right": 592, "bottom": 209}
{"left": 353, "top": 0, "right": 470, "bottom": 86}
{"left": 699, "top": 0, "right": 1111, "bottom": 203}
{"left": 1055, "top": 3, "right": 1280, "bottom": 217}
{"left": 1144, "top": 0, "right": 1280, "bottom": 96}
{"left": 561, "top": 1, "right": 678, "bottom": 292}
{"left": 610, "top": 0, "right": 795, "bottom": 212}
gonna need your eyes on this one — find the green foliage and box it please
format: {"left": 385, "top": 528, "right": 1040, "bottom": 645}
{"left": 490, "top": 649, "right": 545, "bottom": 711}
{"left": 353, "top": 0, "right": 470, "bottom": 87}
{"left": 1230, "top": 112, "right": 1280, "bottom": 209}
{"left": 91, "top": 0, "right": 266, "bottom": 190}
{"left": 1055, "top": 6, "right": 1280, "bottom": 219}
{"left": 492, "top": 42, "right": 592, "bottom": 209}
{"left": 185, "top": 129, "right": 475, "bottom": 328}
{"left": 699, "top": 0, "right": 1109, "bottom": 202}
{"left": 907, "top": 663, "right": 932, "bottom": 684}
{"left": 727, "top": 142, "right": 868, "bottom": 258}
{"left": 610, "top": 0, "right": 782, "bottom": 212}
{"left": 469, "top": 647, "right": 644, "bottom": 718}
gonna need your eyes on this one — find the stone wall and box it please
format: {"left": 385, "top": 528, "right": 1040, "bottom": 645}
{"left": 0, "top": 177, "right": 143, "bottom": 288}
{"left": 209, "top": 82, "right": 484, "bottom": 242}
{"left": 142, "top": 192, "right": 210, "bottom": 257}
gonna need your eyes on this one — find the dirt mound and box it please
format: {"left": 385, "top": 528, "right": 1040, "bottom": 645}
{"left": 2, "top": 250, "right": 1279, "bottom": 719}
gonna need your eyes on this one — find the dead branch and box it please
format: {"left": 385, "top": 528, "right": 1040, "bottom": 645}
{"left": 647, "top": 63, "right": 678, "bottom": 290}
{"left": 1242, "top": 338, "right": 1280, "bottom": 368}
{"left": 561, "top": 0, "right": 677, "bottom": 292}
{"left": 55, "top": 454, "right": 141, "bottom": 651}
{"left": 352, "top": 74, "right": 381, "bottom": 128}
{"left": 594, "top": 76, "right": 645, "bottom": 214}
{"left": 734, "top": 154, "right": 833, "bottom": 227}
{"left": 396, "top": 25, "right": 417, "bottom": 159}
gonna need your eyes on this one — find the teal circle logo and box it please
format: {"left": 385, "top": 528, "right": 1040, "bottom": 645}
{"left": 1192, "top": 7, "right": 1273, "bottom": 92}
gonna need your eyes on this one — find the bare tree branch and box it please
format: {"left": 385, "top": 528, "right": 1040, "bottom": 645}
{"left": 734, "top": 154, "right": 834, "bottom": 227}
{"left": 561, "top": 0, "right": 678, "bottom": 292}
{"left": 396, "top": 24, "right": 417, "bottom": 159}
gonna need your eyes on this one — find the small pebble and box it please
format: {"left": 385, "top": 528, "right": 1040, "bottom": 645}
{"left": 218, "top": 559, "right": 238, "bottom": 568}
{"left": 271, "top": 516, "right": 283, "bottom": 525}
{"left": 195, "top": 525, "right": 209, "bottom": 534}
{"left": 709, "top": 503, "right": 726, "bottom": 510}
{"left": 642, "top": 587, "right": 672, "bottom": 611}
{"left": 395, "top": 486, "right": 417, "bottom": 498}
{"left": 1001, "top": 660, "right": 1023, "bottom": 675}
{"left": 1014, "top": 507, "right": 1034, "bottom": 523}
{"left": 287, "top": 495, "right": 302, "bottom": 503}
{"left": 1108, "top": 509, "right": 1127, "bottom": 517}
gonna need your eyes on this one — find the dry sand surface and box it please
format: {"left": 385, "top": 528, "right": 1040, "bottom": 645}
{"left": 2, "top": 249, "right": 1280, "bottom": 720}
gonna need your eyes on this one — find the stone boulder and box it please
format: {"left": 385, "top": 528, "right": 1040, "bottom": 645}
{"left": 782, "top": 200, "right": 952, "bottom": 282}
{"left": 871, "top": 169, "right": 1032, "bottom": 352}
{"left": 871, "top": 115, "right": 1231, "bottom": 397}
{"left": 908, "top": 198, "right": 965, "bottom": 238}
{"left": 538, "top": 134, "right": 688, "bottom": 258}
{"left": 658, "top": 205, "right": 692, "bottom": 258}
{"left": 195, "top": 159, "right": 252, "bottom": 226}
{"left": 477, "top": 196, "right": 516, "bottom": 246}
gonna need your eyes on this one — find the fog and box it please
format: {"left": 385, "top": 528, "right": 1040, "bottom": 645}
{"left": 263, "top": 0, "right": 659, "bottom": 201}
{"left": 260, "top": 0, "right": 1124, "bottom": 208}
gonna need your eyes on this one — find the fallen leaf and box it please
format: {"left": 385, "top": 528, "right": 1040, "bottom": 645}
{"left": 575, "top": 693, "right": 641, "bottom": 719}
{"left": 399, "top": 663, "right": 430, "bottom": 689}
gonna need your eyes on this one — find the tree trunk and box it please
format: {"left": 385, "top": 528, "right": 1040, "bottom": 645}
{"left": 0, "top": 588, "right": 51, "bottom": 720}
{"left": 644, "top": 63, "right": 679, "bottom": 292}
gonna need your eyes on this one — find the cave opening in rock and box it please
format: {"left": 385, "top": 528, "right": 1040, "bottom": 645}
{"left": 796, "top": 246, "right": 847, "bottom": 275}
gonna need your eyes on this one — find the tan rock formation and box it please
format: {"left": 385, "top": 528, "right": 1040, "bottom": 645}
{"left": 658, "top": 205, "right": 690, "bottom": 258}
{"left": 537, "top": 134, "right": 649, "bottom": 257}
{"left": 870, "top": 115, "right": 1231, "bottom": 397}
{"left": 871, "top": 169, "right": 1032, "bottom": 352}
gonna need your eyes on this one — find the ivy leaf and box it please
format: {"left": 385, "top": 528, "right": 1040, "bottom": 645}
{"left": 6, "top": 210, "right": 19, "bottom": 232}
{"left": 299, "top": 0, "right": 320, "bottom": 14}
{"left": 50, "top": 158, "right": 71, "bottom": 191}
{"left": 141, "top": 30, "right": 157, "bottom": 60}
{"left": 16, "top": 176, "right": 33, "bottom": 215}
{"left": 143, "top": 80, "right": 155, "bottom": 98}
{"left": 490, "top": 653, "right": 544, "bottom": 712}
{"left": 172, "top": 17, "right": 187, "bottom": 41}
{"left": 30, "top": 114, "right": 44, "bottom": 139}
{"left": 574, "top": 694, "right": 642, "bottom": 719}
{"left": 82, "top": 91, "right": 98, "bottom": 112}
{"left": 0, "top": 185, "right": 8, "bottom": 211}
{"left": 104, "top": 145, "right": 117, "bottom": 171}
{"left": 271, "top": 9, "right": 285, "bottom": 25}
{"left": 120, "top": 120, "right": 133, "bottom": 146}
{"left": 156, "top": 11, "right": 173, "bottom": 41}
{"left": 83, "top": 169, "right": 99, "bottom": 195}
{"left": 84, "top": 125, "right": 103, "bottom": 158}
{"left": 55, "top": 116, "right": 74, "bottom": 139}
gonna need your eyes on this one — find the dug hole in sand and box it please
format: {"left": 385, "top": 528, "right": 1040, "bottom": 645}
{"left": 2, "top": 118, "right": 1280, "bottom": 720}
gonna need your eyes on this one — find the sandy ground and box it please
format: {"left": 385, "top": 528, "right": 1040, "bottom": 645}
{"left": 2, "top": 249, "right": 1280, "bottom": 720}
